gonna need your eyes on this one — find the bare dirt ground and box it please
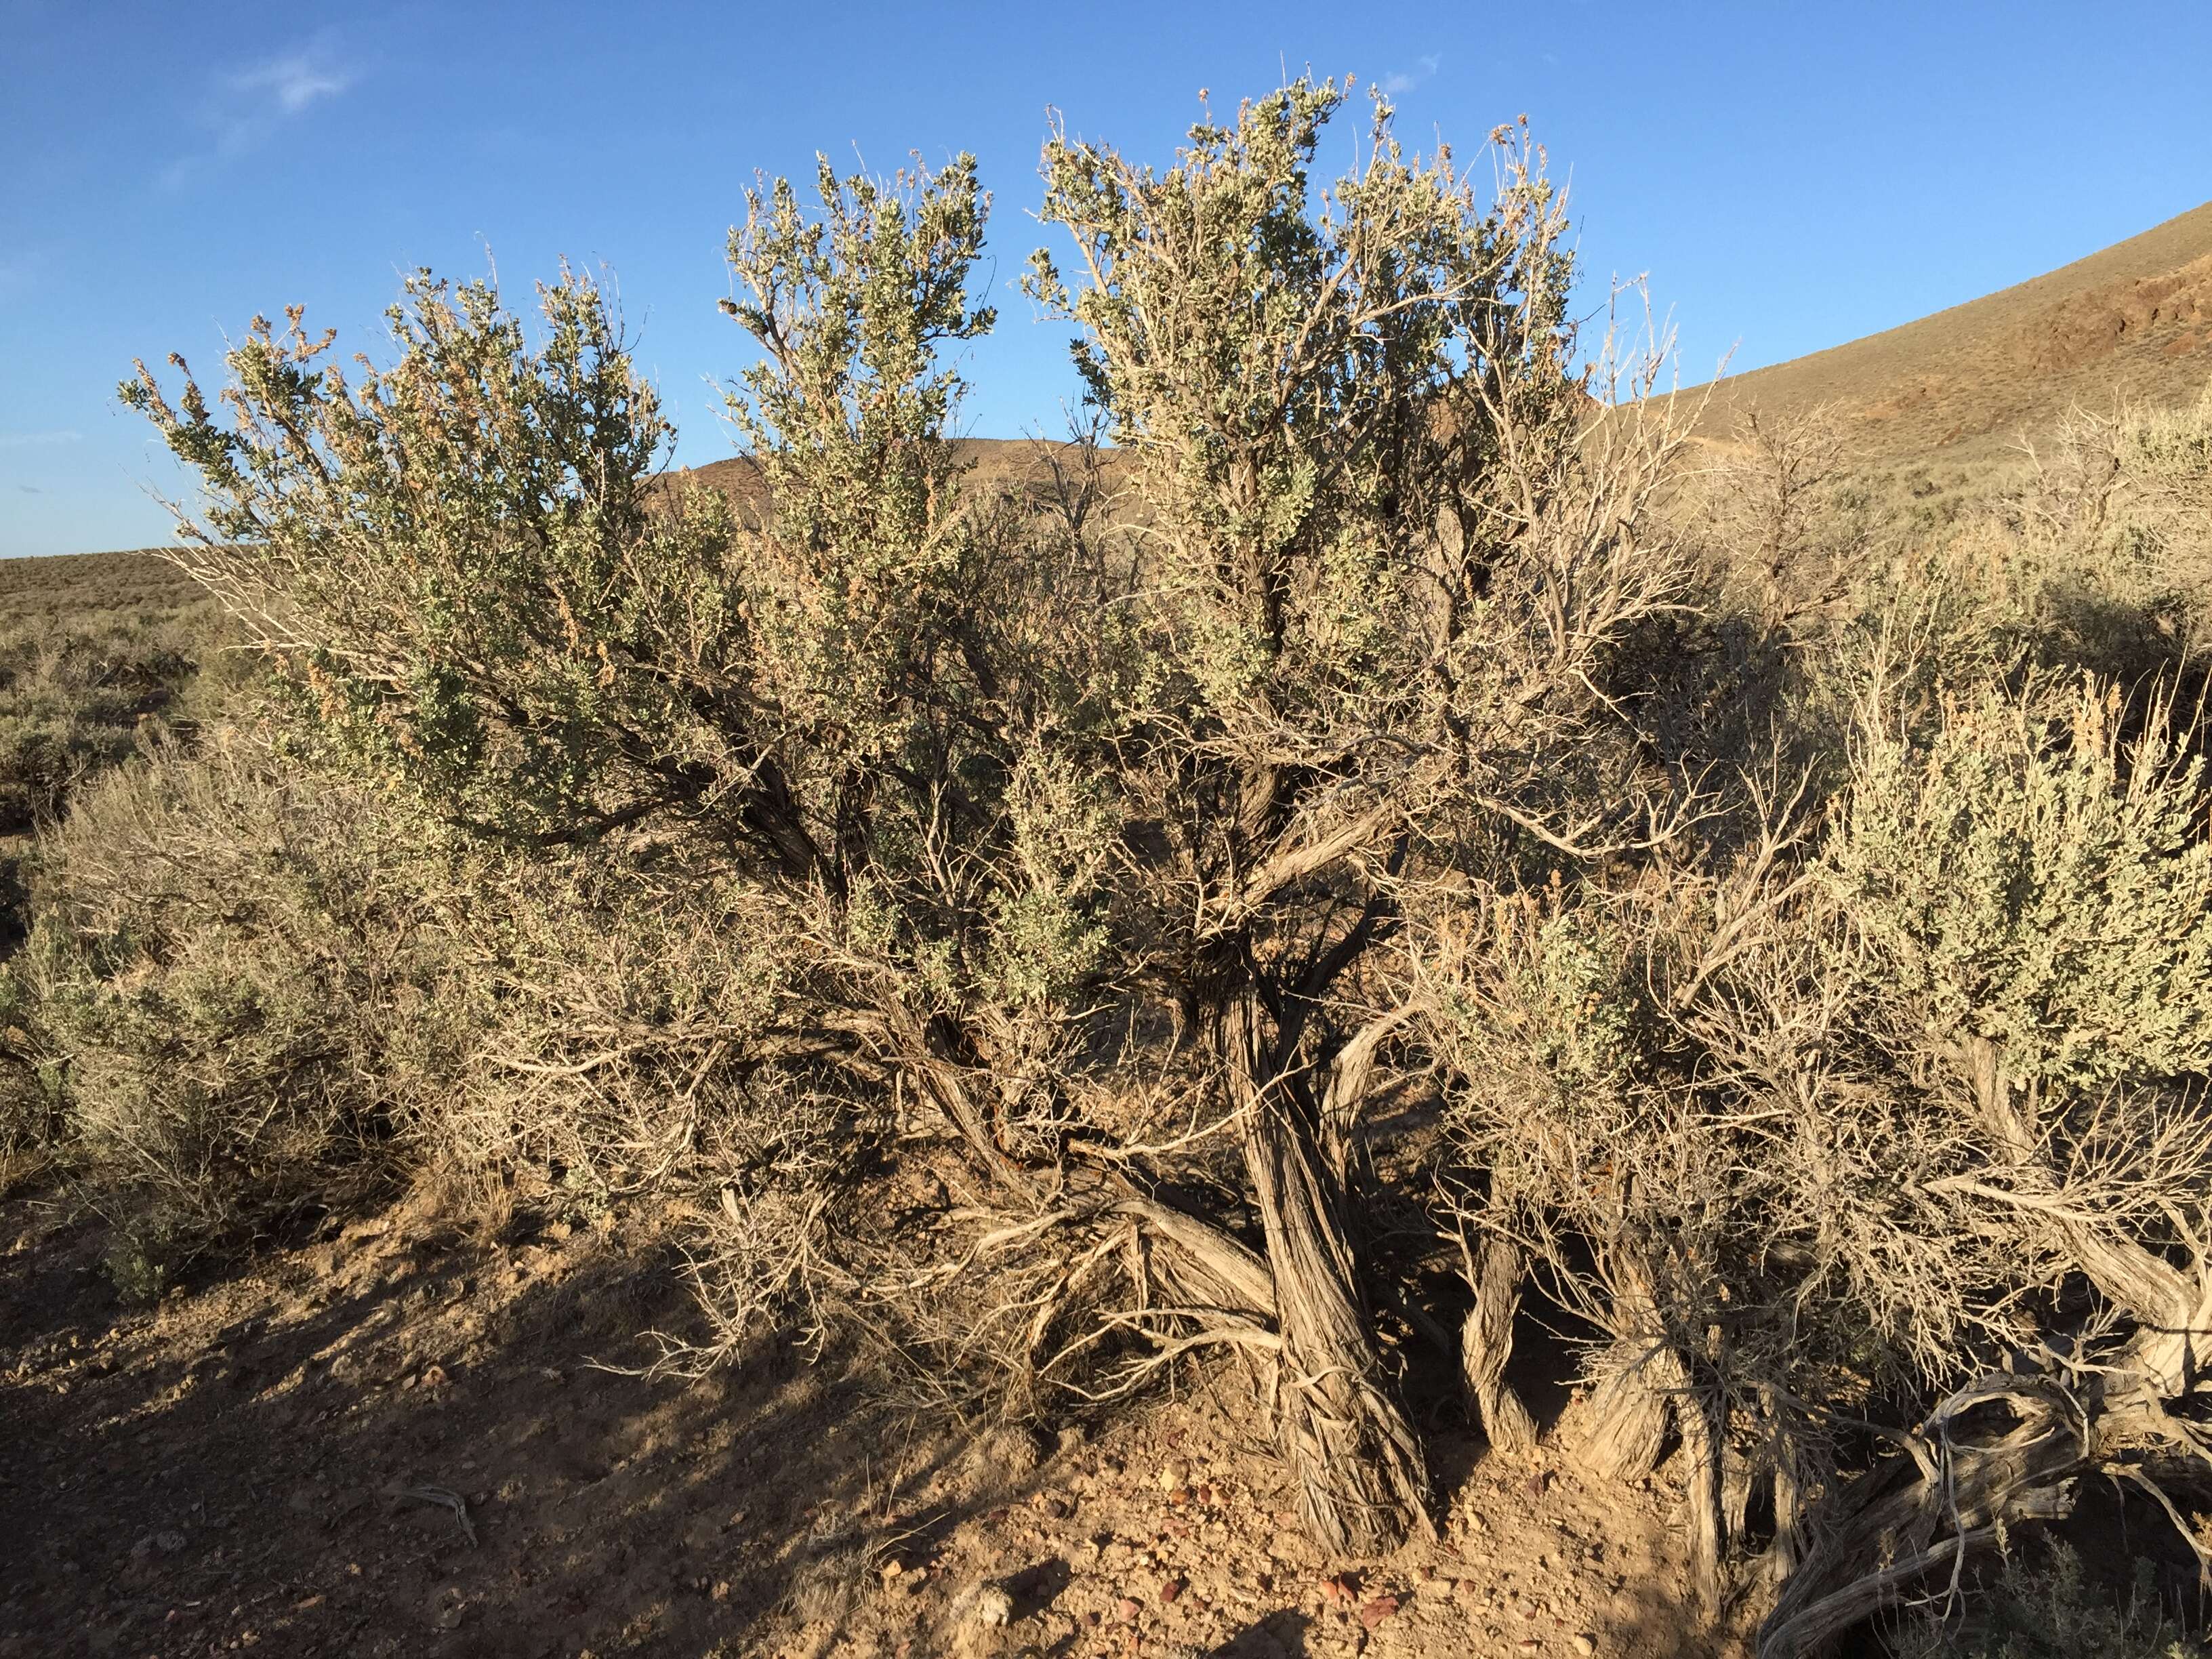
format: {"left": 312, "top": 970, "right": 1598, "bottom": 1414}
{"left": 0, "top": 1189, "right": 1727, "bottom": 1659}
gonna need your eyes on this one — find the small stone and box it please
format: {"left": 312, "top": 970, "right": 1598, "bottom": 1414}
{"left": 1157, "top": 1457, "right": 1191, "bottom": 1494}
{"left": 1160, "top": 1578, "right": 1183, "bottom": 1603}
{"left": 1116, "top": 1597, "right": 1143, "bottom": 1624}
{"left": 1359, "top": 1595, "right": 1399, "bottom": 1630}
{"left": 972, "top": 1585, "right": 1015, "bottom": 1629}
{"left": 1574, "top": 1636, "right": 1598, "bottom": 1657}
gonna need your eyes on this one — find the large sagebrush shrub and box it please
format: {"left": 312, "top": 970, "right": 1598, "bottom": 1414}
{"left": 114, "top": 82, "right": 1695, "bottom": 1560}
{"left": 85, "top": 74, "right": 2212, "bottom": 1652}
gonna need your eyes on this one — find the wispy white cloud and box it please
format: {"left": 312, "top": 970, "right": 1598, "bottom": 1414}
{"left": 0, "top": 430, "right": 83, "bottom": 449}
{"left": 161, "top": 35, "right": 358, "bottom": 188}
{"left": 230, "top": 49, "right": 354, "bottom": 116}
{"left": 1380, "top": 54, "right": 1440, "bottom": 96}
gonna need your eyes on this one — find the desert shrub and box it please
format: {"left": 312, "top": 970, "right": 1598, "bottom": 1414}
{"left": 11, "top": 725, "right": 834, "bottom": 1286}
{"left": 120, "top": 271, "right": 749, "bottom": 846}
{"left": 1893, "top": 1544, "right": 2205, "bottom": 1659}
{"left": 117, "top": 81, "right": 1702, "bottom": 1560}
{"left": 102, "top": 71, "right": 2212, "bottom": 1650}
{"left": 1432, "top": 365, "right": 2212, "bottom": 1643}
{"left": 0, "top": 552, "right": 249, "bottom": 833}
{"left": 1840, "top": 383, "right": 2212, "bottom": 699}
{"left": 1826, "top": 671, "right": 2212, "bottom": 1094}
{"left": 0, "top": 951, "right": 65, "bottom": 1172}
{"left": 1431, "top": 649, "right": 2212, "bottom": 1645}
{"left": 2015, "top": 385, "right": 2212, "bottom": 661}
{"left": 1011, "top": 83, "right": 1699, "bottom": 1551}
{"left": 1681, "top": 404, "right": 1864, "bottom": 633}
{"left": 0, "top": 561, "right": 251, "bottom": 969}
{"left": 18, "top": 733, "right": 491, "bottom": 1279}
{"left": 0, "top": 615, "right": 203, "bottom": 836}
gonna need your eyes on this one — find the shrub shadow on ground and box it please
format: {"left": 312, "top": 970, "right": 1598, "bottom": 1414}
{"left": 1, "top": 1188, "right": 1724, "bottom": 1659}
{"left": 0, "top": 1194, "right": 1021, "bottom": 1658}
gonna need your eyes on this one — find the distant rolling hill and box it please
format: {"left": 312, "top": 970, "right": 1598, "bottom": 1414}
{"left": 1675, "top": 200, "right": 2212, "bottom": 466}
{"left": 678, "top": 434, "right": 1111, "bottom": 515}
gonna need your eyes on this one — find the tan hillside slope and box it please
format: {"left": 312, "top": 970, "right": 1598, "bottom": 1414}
{"left": 1676, "top": 199, "right": 2212, "bottom": 462}
{"left": 679, "top": 434, "right": 1112, "bottom": 514}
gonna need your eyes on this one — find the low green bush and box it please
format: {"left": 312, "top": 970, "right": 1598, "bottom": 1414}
{"left": 1896, "top": 1544, "right": 2204, "bottom": 1659}
{"left": 16, "top": 733, "right": 489, "bottom": 1277}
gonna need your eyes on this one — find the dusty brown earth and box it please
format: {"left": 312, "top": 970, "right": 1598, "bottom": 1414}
{"left": 0, "top": 1186, "right": 1725, "bottom": 1659}
{"left": 1673, "top": 199, "right": 2212, "bottom": 466}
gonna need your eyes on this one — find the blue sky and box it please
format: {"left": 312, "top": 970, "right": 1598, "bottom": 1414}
{"left": 5, "top": 1, "right": 2209, "bottom": 558}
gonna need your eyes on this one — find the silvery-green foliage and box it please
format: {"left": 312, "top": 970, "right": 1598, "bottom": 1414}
{"left": 1893, "top": 1544, "right": 2204, "bottom": 1659}
{"left": 20, "top": 735, "right": 491, "bottom": 1274}
{"left": 122, "top": 272, "right": 743, "bottom": 845}
{"left": 1825, "top": 673, "right": 2212, "bottom": 1094}
{"left": 720, "top": 155, "right": 998, "bottom": 760}
{"left": 1027, "top": 81, "right": 1587, "bottom": 766}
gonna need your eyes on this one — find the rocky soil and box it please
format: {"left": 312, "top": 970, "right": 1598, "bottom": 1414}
{"left": 0, "top": 1189, "right": 1725, "bottom": 1659}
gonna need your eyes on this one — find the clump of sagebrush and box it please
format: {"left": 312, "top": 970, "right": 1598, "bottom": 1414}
{"left": 117, "top": 158, "right": 1108, "bottom": 1328}
{"left": 1815, "top": 380, "right": 2212, "bottom": 707}
{"left": 120, "top": 271, "right": 746, "bottom": 846}
{"left": 0, "top": 556, "right": 246, "bottom": 964}
{"left": 16, "top": 731, "right": 491, "bottom": 1286}
{"left": 1431, "top": 638, "right": 2212, "bottom": 1645}
{"left": 1690, "top": 403, "right": 1862, "bottom": 634}
{"left": 11, "top": 717, "right": 829, "bottom": 1289}
{"left": 2011, "top": 382, "right": 2212, "bottom": 670}
{"left": 104, "top": 73, "right": 2212, "bottom": 1648}
{"left": 0, "top": 604, "right": 229, "bottom": 835}
{"left": 1017, "top": 83, "right": 1702, "bottom": 1551}
{"left": 118, "top": 81, "right": 1702, "bottom": 1560}
{"left": 0, "top": 956, "right": 66, "bottom": 1174}
{"left": 1893, "top": 1544, "right": 2205, "bottom": 1659}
